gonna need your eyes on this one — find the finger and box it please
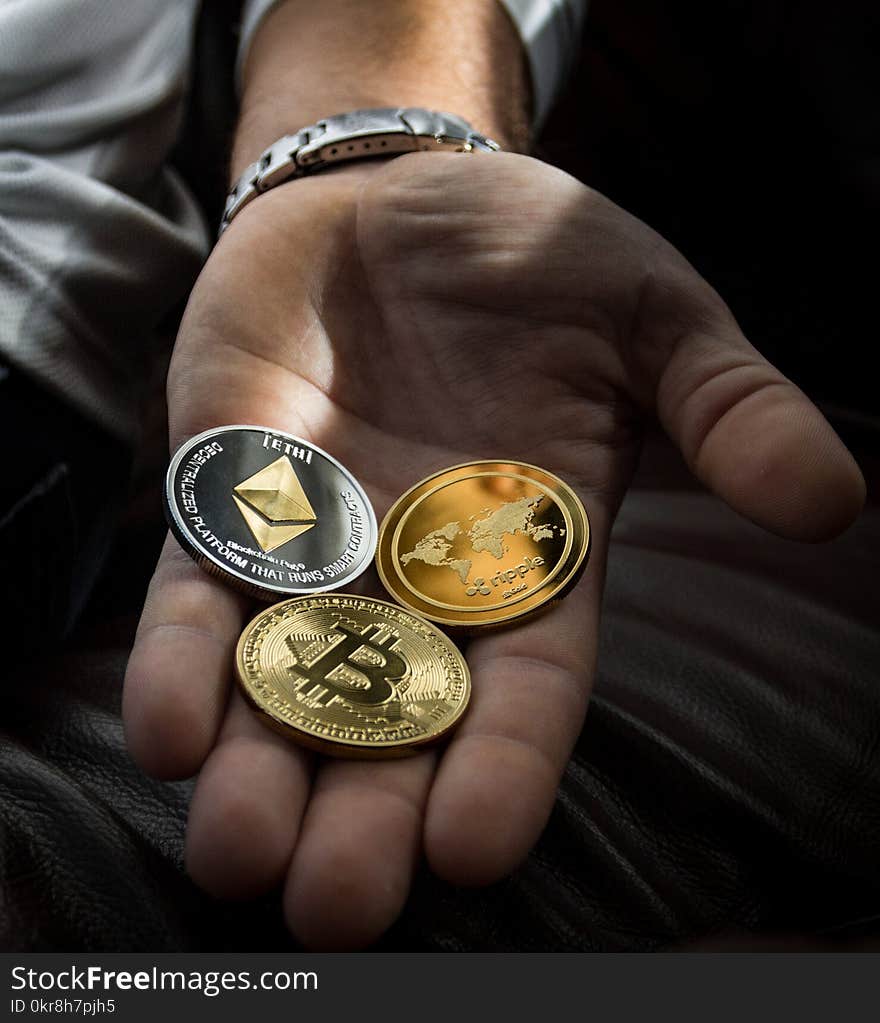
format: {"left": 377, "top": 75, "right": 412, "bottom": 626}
{"left": 648, "top": 281, "right": 865, "bottom": 540}
{"left": 123, "top": 535, "right": 249, "bottom": 779}
{"left": 425, "top": 508, "right": 607, "bottom": 886}
{"left": 185, "top": 688, "right": 312, "bottom": 898}
{"left": 283, "top": 751, "right": 436, "bottom": 949}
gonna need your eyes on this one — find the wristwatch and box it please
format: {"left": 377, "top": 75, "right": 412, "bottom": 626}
{"left": 219, "top": 107, "right": 500, "bottom": 235}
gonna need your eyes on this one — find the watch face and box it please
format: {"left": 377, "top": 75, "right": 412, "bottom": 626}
{"left": 165, "top": 425, "right": 377, "bottom": 601}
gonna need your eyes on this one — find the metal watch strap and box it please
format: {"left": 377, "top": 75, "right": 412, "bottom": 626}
{"left": 219, "top": 107, "right": 500, "bottom": 236}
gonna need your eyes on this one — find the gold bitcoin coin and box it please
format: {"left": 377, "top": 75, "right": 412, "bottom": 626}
{"left": 235, "top": 594, "right": 470, "bottom": 757}
{"left": 376, "top": 461, "right": 590, "bottom": 629}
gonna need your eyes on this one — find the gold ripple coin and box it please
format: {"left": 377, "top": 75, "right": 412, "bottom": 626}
{"left": 235, "top": 594, "right": 470, "bottom": 758}
{"left": 377, "top": 461, "right": 590, "bottom": 629}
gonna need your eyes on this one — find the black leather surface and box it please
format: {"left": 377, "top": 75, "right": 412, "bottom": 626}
{"left": 1, "top": 436, "right": 877, "bottom": 951}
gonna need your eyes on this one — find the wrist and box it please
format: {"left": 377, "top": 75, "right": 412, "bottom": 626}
{"left": 222, "top": 110, "right": 498, "bottom": 235}
{"left": 231, "top": 0, "right": 529, "bottom": 178}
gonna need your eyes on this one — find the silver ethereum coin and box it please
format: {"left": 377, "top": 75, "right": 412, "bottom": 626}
{"left": 165, "top": 425, "right": 377, "bottom": 601}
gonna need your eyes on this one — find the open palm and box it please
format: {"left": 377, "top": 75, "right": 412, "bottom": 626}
{"left": 123, "top": 153, "right": 863, "bottom": 948}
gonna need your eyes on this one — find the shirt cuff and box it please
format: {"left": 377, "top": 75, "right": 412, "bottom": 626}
{"left": 498, "top": 0, "right": 587, "bottom": 129}
{"left": 236, "top": 0, "right": 588, "bottom": 131}
{"left": 236, "top": 0, "right": 283, "bottom": 94}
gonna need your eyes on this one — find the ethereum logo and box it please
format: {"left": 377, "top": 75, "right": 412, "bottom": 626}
{"left": 232, "top": 456, "right": 317, "bottom": 553}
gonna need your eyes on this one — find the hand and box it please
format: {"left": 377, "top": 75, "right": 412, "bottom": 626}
{"left": 123, "top": 153, "right": 864, "bottom": 948}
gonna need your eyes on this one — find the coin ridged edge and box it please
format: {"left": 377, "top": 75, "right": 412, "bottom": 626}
{"left": 235, "top": 594, "right": 472, "bottom": 758}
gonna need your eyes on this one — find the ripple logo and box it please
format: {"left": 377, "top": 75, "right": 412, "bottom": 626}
{"left": 466, "top": 577, "right": 492, "bottom": 597}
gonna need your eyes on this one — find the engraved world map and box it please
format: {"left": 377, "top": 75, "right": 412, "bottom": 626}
{"left": 400, "top": 495, "right": 560, "bottom": 584}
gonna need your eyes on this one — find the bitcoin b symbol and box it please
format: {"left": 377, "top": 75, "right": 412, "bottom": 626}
{"left": 286, "top": 622, "right": 406, "bottom": 706}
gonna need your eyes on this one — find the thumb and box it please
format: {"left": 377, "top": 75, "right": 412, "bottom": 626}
{"left": 642, "top": 271, "right": 865, "bottom": 541}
